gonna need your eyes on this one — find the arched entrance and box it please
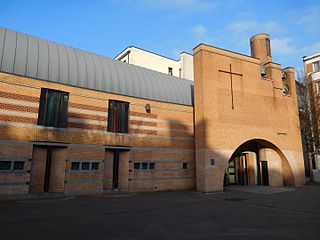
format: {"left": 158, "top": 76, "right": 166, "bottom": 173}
{"left": 224, "top": 139, "right": 295, "bottom": 187}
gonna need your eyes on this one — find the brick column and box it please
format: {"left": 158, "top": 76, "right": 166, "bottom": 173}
{"left": 49, "top": 148, "right": 67, "bottom": 193}
{"left": 259, "top": 148, "right": 283, "bottom": 187}
{"left": 103, "top": 150, "right": 114, "bottom": 190}
{"left": 246, "top": 152, "right": 256, "bottom": 185}
{"left": 29, "top": 146, "right": 47, "bottom": 193}
{"left": 118, "top": 151, "right": 129, "bottom": 190}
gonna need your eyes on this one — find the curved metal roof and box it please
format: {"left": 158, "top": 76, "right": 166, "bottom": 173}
{"left": 0, "top": 27, "right": 193, "bottom": 106}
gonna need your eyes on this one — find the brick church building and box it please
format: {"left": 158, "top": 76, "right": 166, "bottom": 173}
{"left": 0, "top": 28, "right": 305, "bottom": 197}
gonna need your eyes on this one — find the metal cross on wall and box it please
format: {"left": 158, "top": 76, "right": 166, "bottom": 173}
{"left": 219, "top": 64, "right": 243, "bottom": 109}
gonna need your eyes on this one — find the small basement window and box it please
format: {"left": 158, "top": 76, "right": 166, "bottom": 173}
{"left": 141, "top": 163, "right": 148, "bottom": 170}
{"left": 71, "top": 162, "right": 80, "bottom": 170}
{"left": 0, "top": 161, "right": 11, "bottom": 171}
{"left": 134, "top": 163, "right": 141, "bottom": 170}
{"left": 133, "top": 162, "right": 155, "bottom": 171}
{"left": 149, "top": 162, "right": 155, "bottom": 170}
{"left": 13, "top": 161, "right": 24, "bottom": 170}
{"left": 81, "top": 162, "right": 90, "bottom": 170}
{"left": 0, "top": 160, "right": 25, "bottom": 171}
{"left": 71, "top": 161, "right": 100, "bottom": 171}
{"left": 91, "top": 162, "right": 99, "bottom": 170}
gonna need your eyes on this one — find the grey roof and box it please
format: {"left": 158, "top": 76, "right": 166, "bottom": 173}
{"left": 0, "top": 27, "right": 193, "bottom": 106}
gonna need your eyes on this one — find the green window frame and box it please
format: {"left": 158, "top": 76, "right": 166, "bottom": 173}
{"left": 38, "top": 88, "right": 69, "bottom": 128}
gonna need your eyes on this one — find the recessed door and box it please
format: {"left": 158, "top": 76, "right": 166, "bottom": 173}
{"left": 43, "top": 148, "right": 52, "bottom": 192}
{"left": 112, "top": 151, "right": 120, "bottom": 189}
{"left": 261, "top": 161, "right": 269, "bottom": 186}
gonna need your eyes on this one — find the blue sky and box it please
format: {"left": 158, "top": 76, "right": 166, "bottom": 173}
{"left": 1, "top": 0, "right": 319, "bottom": 70}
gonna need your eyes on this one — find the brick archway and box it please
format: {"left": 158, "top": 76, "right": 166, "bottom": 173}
{"left": 223, "top": 139, "right": 295, "bottom": 189}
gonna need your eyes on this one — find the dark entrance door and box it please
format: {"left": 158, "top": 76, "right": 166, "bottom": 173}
{"left": 43, "top": 147, "right": 52, "bottom": 192}
{"left": 261, "top": 161, "right": 269, "bottom": 186}
{"left": 112, "top": 151, "right": 120, "bottom": 189}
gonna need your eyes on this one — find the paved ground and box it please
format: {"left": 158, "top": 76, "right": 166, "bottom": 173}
{"left": 225, "top": 185, "right": 295, "bottom": 194}
{"left": 1, "top": 185, "right": 320, "bottom": 240}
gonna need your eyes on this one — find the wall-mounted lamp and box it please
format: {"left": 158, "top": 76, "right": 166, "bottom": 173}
{"left": 145, "top": 103, "right": 151, "bottom": 113}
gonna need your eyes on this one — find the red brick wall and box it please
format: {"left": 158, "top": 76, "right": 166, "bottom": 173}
{"left": 0, "top": 143, "right": 32, "bottom": 196}
{"left": 29, "top": 146, "right": 47, "bottom": 193}
{"left": 49, "top": 148, "right": 67, "bottom": 192}
{"left": 0, "top": 72, "right": 195, "bottom": 196}
{"left": 64, "top": 147, "right": 105, "bottom": 194}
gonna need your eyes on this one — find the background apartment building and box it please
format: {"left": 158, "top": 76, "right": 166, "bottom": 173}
{"left": 115, "top": 46, "right": 194, "bottom": 81}
{"left": 303, "top": 52, "right": 320, "bottom": 181}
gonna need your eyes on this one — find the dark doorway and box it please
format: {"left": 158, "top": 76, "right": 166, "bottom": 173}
{"left": 261, "top": 161, "right": 269, "bottom": 186}
{"left": 43, "top": 147, "right": 52, "bottom": 192}
{"left": 112, "top": 151, "right": 120, "bottom": 189}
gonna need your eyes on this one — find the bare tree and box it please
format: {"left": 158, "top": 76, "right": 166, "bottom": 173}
{"left": 296, "top": 71, "right": 319, "bottom": 179}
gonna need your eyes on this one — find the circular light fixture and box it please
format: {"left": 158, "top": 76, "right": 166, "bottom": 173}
{"left": 145, "top": 103, "right": 151, "bottom": 113}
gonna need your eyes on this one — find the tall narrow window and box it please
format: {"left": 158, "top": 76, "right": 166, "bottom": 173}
{"left": 168, "top": 67, "right": 173, "bottom": 75}
{"left": 38, "top": 88, "right": 69, "bottom": 128}
{"left": 108, "top": 100, "right": 129, "bottom": 133}
{"left": 266, "top": 38, "right": 271, "bottom": 57}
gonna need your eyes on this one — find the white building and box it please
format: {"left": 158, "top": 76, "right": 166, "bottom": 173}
{"left": 303, "top": 52, "right": 320, "bottom": 84}
{"left": 115, "top": 46, "right": 194, "bottom": 81}
{"left": 303, "top": 52, "right": 320, "bottom": 182}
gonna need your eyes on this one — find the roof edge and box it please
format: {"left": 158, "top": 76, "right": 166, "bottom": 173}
{"left": 114, "top": 45, "right": 181, "bottom": 62}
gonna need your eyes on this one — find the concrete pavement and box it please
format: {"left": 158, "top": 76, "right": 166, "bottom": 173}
{"left": 1, "top": 185, "right": 320, "bottom": 240}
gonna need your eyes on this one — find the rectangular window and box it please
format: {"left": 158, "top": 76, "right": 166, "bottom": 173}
{"left": 0, "top": 161, "right": 11, "bottom": 170}
{"left": 266, "top": 38, "right": 271, "bottom": 56}
{"left": 134, "top": 162, "right": 155, "bottom": 171}
{"left": 141, "top": 162, "right": 148, "bottom": 170}
{"left": 183, "top": 162, "right": 188, "bottom": 169}
{"left": 13, "top": 161, "right": 24, "bottom": 170}
{"left": 38, "top": 88, "right": 69, "bottom": 128}
{"left": 0, "top": 160, "right": 25, "bottom": 171}
{"left": 134, "top": 163, "right": 141, "bottom": 170}
{"left": 168, "top": 67, "right": 173, "bottom": 75}
{"left": 81, "top": 162, "right": 90, "bottom": 170}
{"left": 71, "top": 162, "right": 80, "bottom": 170}
{"left": 108, "top": 100, "right": 129, "bottom": 133}
{"left": 70, "top": 161, "right": 100, "bottom": 171}
{"left": 149, "top": 162, "right": 155, "bottom": 170}
{"left": 91, "top": 162, "right": 99, "bottom": 170}
{"left": 314, "top": 61, "right": 320, "bottom": 72}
